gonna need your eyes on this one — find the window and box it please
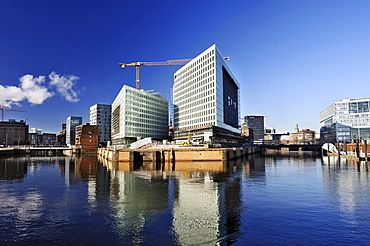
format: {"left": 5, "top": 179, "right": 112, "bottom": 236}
{"left": 349, "top": 102, "right": 357, "bottom": 113}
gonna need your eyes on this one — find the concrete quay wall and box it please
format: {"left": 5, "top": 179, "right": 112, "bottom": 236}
{"left": 0, "top": 148, "right": 16, "bottom": 157}
{"left": 98, "top": 146, "right": 257, "bottom": 163}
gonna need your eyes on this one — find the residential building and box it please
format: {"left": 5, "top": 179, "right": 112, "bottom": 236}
{"left": 241, "top": 122, "right": 253, "bottom": 144}
{"left": 30, "top": 128, "right": 42, "bottom": 134}
{"left": 90, "top": 104, "right": 111, "bottom": 147}
{"left": 264, "top": 133, "right": 290, "bottom": 145}
{"left": 289, "top": 129, "right": 316, "bottom": 144}
{"left": 57, "top": 123, "right": 66, "bottom": 146}
{"left": 29, "top": 133, "right": 39, "bottom": 145}
{"left": 66, "top": 116, "right": 82, "bottom": 146}
{"left": 111, "top": 85, "right": 169, "bottom": 145}
{"left": 29, "top": 132, "right": 57, "bottom": 146}
{"left": 244, "top": 116, "right": 265, "bottom": 144}
{"left": 320, "top": 97, "right": 370, "bottom": 142}
{"left": 75, "top": 123, "right": 99, "bottom": 151}
{"left": 172, "top": 44, "right": 241, "bottom": 146}
{"left": 0, "top": 119, "right": 29, "bottom": 146}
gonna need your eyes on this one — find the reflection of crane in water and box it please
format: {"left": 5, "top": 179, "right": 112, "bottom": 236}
{"left": 118, "top": 59, "right": 193, "bottom": 90}
{"left": 1, "top": 106, "right": 27, "bottom": 121}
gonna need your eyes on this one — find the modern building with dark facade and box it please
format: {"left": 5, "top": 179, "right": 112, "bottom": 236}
{"left": 320, "top": 97, "right": 370, "bottom": 143}
{"left": 66, "top": 116, "right": 82, "bottom": 146}
{"left": 244, "top": 115, "right": 265, "bottom": 144}
{"left": 57, "top": 123, "right": 66, "bottom": 146}
{"left": 172, "top": 44, "right": 241, "bottom": 146}
{"left": 0, "top": 119, "right": 29, "bottom": 146}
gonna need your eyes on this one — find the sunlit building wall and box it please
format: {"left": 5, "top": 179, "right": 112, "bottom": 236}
{"left": 173, "top": 44, "right": 240, "bottom": 142}
{"left": 320, "top": 97, "right": 370, "bottom": 142}
{"left": 90, "top": 104, "right": 111, "bottom": 147}
{"left": 111, "top": 85, "right": 169, "bottom": 145}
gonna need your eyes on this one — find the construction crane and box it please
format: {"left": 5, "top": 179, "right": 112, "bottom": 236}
{"left": 1, "top": 106, "right": 27, "bottom": 121}
{"left": 118, "top": 57, "right": 231, "bottom": 90}
{"left": 118, "top": 59, "right": 193, "bottom": 90}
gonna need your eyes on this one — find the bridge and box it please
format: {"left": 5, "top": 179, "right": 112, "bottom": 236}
{"left": 16, "top": 146, "right": 77, "bottom": 155}
{"left": 259, "top": 144, "right": 322, "bottom": 152}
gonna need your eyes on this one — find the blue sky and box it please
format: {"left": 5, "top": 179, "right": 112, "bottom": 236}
{"left": 1, "top": 0, "right": 370, "bottom": 134}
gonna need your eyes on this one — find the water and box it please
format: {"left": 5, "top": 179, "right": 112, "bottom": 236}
{"left": 1, "top": 152, "right": 370, "bottom": 245}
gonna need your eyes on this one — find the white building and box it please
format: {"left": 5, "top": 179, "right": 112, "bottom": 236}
{"left": 111, "top": 85, "right": 169, "bottom": 145}
{"left": 172, "top": 44, "right": 241, "bottom": 146}
{"left": 89, "top": 104, "right": 111, "bottom": 147}
{"left": 320, "top": 97, "right": 370, "bottom": 142}
{"left": 30, "top": 128, "right": 42, "bottom": 134}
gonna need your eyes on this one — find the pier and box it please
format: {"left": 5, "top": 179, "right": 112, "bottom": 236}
{"left": 98, "top": 146, "right": 257, "bottom": 165}
{"left": 0, "top": 146, "right": 79, "bottom": 156}
{"left": 323, "top": 141, "right": 370, "bottom": 161}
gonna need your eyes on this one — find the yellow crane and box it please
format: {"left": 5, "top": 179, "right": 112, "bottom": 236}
{"left": 118, "top": 59, "right": 193, "bottom": 90}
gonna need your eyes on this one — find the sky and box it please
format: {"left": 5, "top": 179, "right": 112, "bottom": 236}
{"left": 1, "top": 0, "right": 370, "bottom": 134}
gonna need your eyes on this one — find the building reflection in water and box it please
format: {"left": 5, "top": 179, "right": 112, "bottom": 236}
{"left": 101, "top": 157, "right": 246, "bottom": 245}
{"left": 321, "top": 155, "right": 370, "bottom": 228}
{"left": 0, "top": 157, "right": 28, "bottom": 182}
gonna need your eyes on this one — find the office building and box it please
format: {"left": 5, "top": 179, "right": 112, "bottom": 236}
{"left": 30, "top": 128, "right": 42, "bottom": 134}
{"left": 172, "top": 44, "right": 241, "bottom": 146}
{"left": 289, "top": 129, "right": 316, "bottom": 144}
{"left": 241, "top": 123, "right": 253, "bottom": 144}
{"left": 75, "top": 123, "right": 99, "bottom": 150}
{"left": 66, "top": 116, "right": 82, "bottom": 146}
{"left": 90, "top": 104, "right": 111, "bottom": 147}
{"left": 57, "top": 123, "right": 66, "bottom": 146}
{"left": 29, "top": 132, "right": 57, "bottom": 146}
{"left": 320, "top": 97, "right": 370, "bottom": 142}
{"left": 111, "top": 85, "right": 169, "bottom": 145}
{"left": 0, "top": 119, "right": 29, "bottom": 146}
{"left": 244, "top": 115, "right": 265, "bottom": 144}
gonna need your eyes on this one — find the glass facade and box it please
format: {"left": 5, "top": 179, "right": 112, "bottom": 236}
{"left": 173, "top": 44, "right": 240, "bottom": 136}
{"left": 66, "top": 116, "right": 82, "bottom": 146}
{"left": 244, "top": 116, "right": 265, "bottom": 142}
{"left": 320, "top": 97, "right": 370, "bottom": 142}
{"left": 111, "top": 85, "right": 169, "bottom": 145}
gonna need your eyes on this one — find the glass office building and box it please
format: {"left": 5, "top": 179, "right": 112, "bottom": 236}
{"left": 66, "top": 116, "right": 82, "bottom": 146}
{"left": 111, "top": 85, "right": 169, "bottom": 145}
{"left": 244, "top": 115, "right": 265, "bottom": 143}
{"left": 320, "top": 97, "right": 370, "bottom": 142}
{"left": 172, "top": 45, "right": 241, "bottom": 145}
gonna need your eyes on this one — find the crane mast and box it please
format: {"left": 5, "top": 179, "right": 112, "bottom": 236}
{"left": 118, "top": 59, "right": 193, "bottom": 90}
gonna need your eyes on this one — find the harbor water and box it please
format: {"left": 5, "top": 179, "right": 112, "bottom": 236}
{"left": 1, "top": 151, "right": 370, "bottom": 245}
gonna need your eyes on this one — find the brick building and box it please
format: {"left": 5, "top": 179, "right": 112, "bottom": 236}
{"left": 0, "top": 119, "right": 29, "bottom": 147}
{"left": 75, "top": 123, "right": 99, "bottom": 151}
{"left": 290, "top": 129, "right": 316, "bottom": 144}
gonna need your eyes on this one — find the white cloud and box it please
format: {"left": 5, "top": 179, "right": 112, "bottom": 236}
{"left": 19, "top": 74, "right": 54, "bottom": 105}
{"left": 49, "top": 72, "right": 80, "bottom": 102}
{"left": 0, "top": 85, "right": 25, "bottom": 107}
{"left": 0, "top": 71, "right": 80, "bottom": 109}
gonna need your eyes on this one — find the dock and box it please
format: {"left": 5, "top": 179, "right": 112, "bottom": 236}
{"left": 98, "top": 146, "right": 257, "bottom": 163}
